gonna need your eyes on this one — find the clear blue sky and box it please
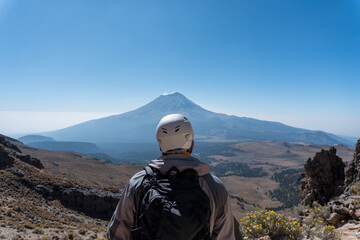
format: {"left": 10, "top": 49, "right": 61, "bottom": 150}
{"left": 0, "top": 0, "right": 359, "bottom": 137}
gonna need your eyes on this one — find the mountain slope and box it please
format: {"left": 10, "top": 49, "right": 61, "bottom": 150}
{"left": 25, "top": 141, "right": 102, "bottom": 154}
{"left": 43, "top": 92, "right": 352, "bottom": 146}
{"left": 0, "top": 135, "right": 116, "bottom": 234}
{"left": 18, "top": 134, "right": 55, "bottom": 144}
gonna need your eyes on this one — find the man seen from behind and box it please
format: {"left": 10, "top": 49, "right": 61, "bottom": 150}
{"left": 107, "top": 113, "right": 235, "bottom": 240}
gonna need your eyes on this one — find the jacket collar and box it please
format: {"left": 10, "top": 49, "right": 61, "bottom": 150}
{"left": 148, "top": 154, "right": 210, "bottom": 176}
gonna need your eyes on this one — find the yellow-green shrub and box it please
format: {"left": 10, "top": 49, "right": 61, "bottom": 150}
{"left": 321, "top": 225, "right": 338, "bottom": 240}
{"left": 296, "top": 203, "right": 339, "bottom": 240}
{"left": 32, "top": 227, "right": 44, "bottom": 234}
{"left": 350, "top": 182, "right": 360, "bottom": 195}
{"left": 239, "top": 210, "right": 302, "bottom": 240}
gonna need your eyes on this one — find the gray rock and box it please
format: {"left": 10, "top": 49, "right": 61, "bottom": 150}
{"left": 327, "top": 212, "right": 346, "bottom": 225}
{"left": 257, "top": 236, "right": 271, "bottom": 240}
{"left": 0, "top": 136, "right": 44, "bottom": 169}
{"left": 300, "top": 147, "right": 345, "bottom": 206}
{"left": 354, "top": 209, "right": 360, "bottom": 219}
{"left": 345, "top": 139, "right": 360, "bottom": 189}
{"left": 334, "top": 206, "right": 350, "bottom": 215}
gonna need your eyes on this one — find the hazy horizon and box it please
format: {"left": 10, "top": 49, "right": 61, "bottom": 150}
{"left": 0, "top": 1, "right": 359, "bottom": 138}
{"left": 1, "top": 92, "right": 359, "bottom": 139}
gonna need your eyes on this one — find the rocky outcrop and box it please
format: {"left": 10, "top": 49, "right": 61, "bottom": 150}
{"left": 21, "top": 179, "right": 120, "bottom": 220}
{"left": 326, "top": 195, "right": 360, "bottom": 226}
{"left": 0, "top": 135, "right": 44, "bottom": 169}
{"left": 15, "top": 153, "right": 44, "bottom": 169}
{"left": 0, "top": 144, "right": 15, "bottom": 169}
{"left": 300, "top": 139, "right": 360, "bottom": 226}
{"left": 300, "top": 147, "right": 345, "bottom": 206}
{"left": 324, "top": 139, "right": 360, "bottom": 226}
{"left": 59, "top": 185, "right": 120, "bottom": 220}
{"left": 345, "top": 139, "right": 360, "bottom": 191}
{"left": 1, "top": 134, "right": 119, "bottom": 220}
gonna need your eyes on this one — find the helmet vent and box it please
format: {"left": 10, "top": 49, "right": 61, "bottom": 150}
{"left": 162, "top": 128, "right": 168, "bottom": 134}
{"left": 175, "top": 125, "right": 180, "bottom": 132}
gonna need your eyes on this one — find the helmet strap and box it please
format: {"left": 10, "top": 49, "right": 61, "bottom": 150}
{"left": 185, "top": 140, "right": 194, "bottom": 155}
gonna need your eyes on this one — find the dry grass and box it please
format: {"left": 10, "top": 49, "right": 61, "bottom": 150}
{"left": 224, "top": 141, "right": 354, "bottom": 168}
{"left": 221, "top": 175, "right": 283, "bottom": 220}
{"left": 15, "top": 142, "right": 142, "bottom": 190}
{"left": 0, "top": 165, "right": 105, "bottom": 229}
{"left": 5, "top": 139, "right": 355, "bottom": 239}
{"left": 0, "top": 145, "right": 109, "bottom": 240}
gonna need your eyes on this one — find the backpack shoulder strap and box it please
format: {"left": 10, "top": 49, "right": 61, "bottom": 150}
{"left": 144, "top": 166, "right": 155, "bottom": 177}
{"left": 132, "top": 166, "right": 157, "bottom": 237}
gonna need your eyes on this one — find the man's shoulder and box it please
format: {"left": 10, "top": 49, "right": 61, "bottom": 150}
{"left": 127, "top": 169, "right": 146, "bottom": 190}
{"left": 207, "top": 173, "right": 224, "bottom": 186}
{"left": 201, "top": 173, "right": 228, "bottom": 197}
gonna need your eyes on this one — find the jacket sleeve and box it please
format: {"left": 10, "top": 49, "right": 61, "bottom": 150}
{"left": 107, "top": 170, "right": 145, "bottom": 240}
{"left": 107, "top": 183, "right": 136, "bottom": 240}
{"left": 203, "top": 174, "right": 235, "bottom": 240}
{"left": 211, "top": 193, "right": 235, "bottom": 240}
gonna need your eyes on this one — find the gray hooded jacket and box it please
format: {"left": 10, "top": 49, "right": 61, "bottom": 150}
{"left": 107, "top": 154, "right": 235, "bottom": 240}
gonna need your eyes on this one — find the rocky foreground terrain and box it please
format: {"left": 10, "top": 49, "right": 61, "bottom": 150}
{"left": 299, "top": 139, "right": 360, "bottom": 240}
{"left": 2, "top": 132, "right": 360, "bottom": 239}
{"left": 0, "top": 135, "right": 120, "bottom": 239}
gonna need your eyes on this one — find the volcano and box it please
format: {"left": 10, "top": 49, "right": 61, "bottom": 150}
{"left": 43, "top": 92, "right": 351, "bottom": 146}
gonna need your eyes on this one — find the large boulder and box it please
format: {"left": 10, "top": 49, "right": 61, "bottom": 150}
{"left": 300, "top": 147, "right": 345, "bottom": 206}
{"left": 324, "top": 139, "right": 360, "bottom": 226}
{"left": 345, "top": 139, "right": 360, "bottom": 191}
{"left": 0, "top": 135, "right": 18, "bottom": 169}
{"left": 0, "top": 144, "right": 15, "bottom": 169}
{"left": 58, "top": 185, "right": 120, "bottom": 220}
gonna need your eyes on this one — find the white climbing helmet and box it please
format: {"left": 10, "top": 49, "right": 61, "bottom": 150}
{"left": 156, "top": 114, "right": 194, "bottom": 153}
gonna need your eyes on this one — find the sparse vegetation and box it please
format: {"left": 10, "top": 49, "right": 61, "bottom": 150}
{"left": 193, "top": 142, "right": 236, "bottom": 162}
{"left": 211, "top": 162, "right": 267, "bottom": 177}
{"left": 350, "top": 182, "right": 360, "bottom": 195}
{"left": 269, "top": 168, "right": 303, "bottom": 209}
{"left": 239, "top": 210, "right": 303, "bottom": 239}
{"left": 33, "top": 227, "right": 45, "bottom": 234}
{"left": 78, "top": 228, "right": 87, "bottom": 235}
{"left": 293, "top": 203, "right": 339, "bottom": 240}
{"left": 230, "top": 195, "right": 260, "bottom": 210}
{"left": 10, "top": 235, "right": 20, "bottom": 240}
{"left": 0, "top": 153, "right": 108, "bottom": 240}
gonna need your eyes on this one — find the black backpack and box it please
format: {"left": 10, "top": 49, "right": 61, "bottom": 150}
{"left": 131, "top": 166, "right": 211, "bottom": 240}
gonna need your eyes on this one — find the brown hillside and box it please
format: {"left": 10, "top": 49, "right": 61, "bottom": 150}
{"left": 0, "top": 135, "right": 119, "bottom": 238}
{"left": 210, "top": 141, "right": 354, "bottom": 168}
{"left": 14, "top": 141, "right": 142, "bottom": 190}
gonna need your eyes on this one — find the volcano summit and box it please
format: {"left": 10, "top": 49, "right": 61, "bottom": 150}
{"left": 43, "top": 92, "right": 351, "bottom": 146}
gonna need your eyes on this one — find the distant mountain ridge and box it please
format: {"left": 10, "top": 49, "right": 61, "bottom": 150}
{"left": 43, "top": 92, "right": 353, "bottom": 146}
{"left": 26, "top": 141, "right": 102, "bottom": 154}
{"left": 18, "top": 135, "right": 55, "bottom": 144}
